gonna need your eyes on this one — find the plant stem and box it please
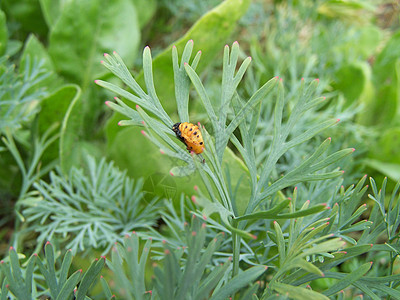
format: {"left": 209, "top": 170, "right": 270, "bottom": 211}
{"left": 232, "top": 219, "right": 241, "bottom": 279}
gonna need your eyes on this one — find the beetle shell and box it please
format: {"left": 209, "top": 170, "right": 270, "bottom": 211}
{"left": 172, "top": 122, "right": 204, "bottom": 154}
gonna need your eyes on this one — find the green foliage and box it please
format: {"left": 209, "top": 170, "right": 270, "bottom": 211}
{"left": 107, "top": 232, "right": 151, "bottom": 300}
{"left": 0, "top": 49, "right": 83, "bottom": 243}
{"left": 360, "top": 178, "right": 400, "bottom": 247}
{"left": 1, "top": 0, "right": 48, "bottom": 39}
{"left": 0, "top": 10, "right": 7, "bottom": 56}
{"left": 317, "top": 0, "right": 375, "bottom": 23}
{"left": 358, "top": 30, "right": 400, "bottom": 127}
{"left": 1, "top": 0, "right": 158, "bottom": 178}
{"left": 0, "top": 56, "right": 49, "bottom": 133}
{"left": 48, "top": 0, "right": 140, "bottom": 85}
{"left": 106, "top": 217, "right": 267, "bottom": 300}
{"left": 100, "top": 41, "right": 353, "bottom": 242}
{"left": 20, "top": 34, "right": 64, "bottom": 92}
{"left": 22, "top": 156, "right": 159, "bottom": 254}
{"left": 0, "top": 54, "right": 56, "bottom": 221}
{"left": 2, "top": 123, "right": 58, "bottom": 202}
{"left": 244, "top": 0, "right": 400, "bottom": 186}
{"left": 105, "top": 0, "right": 252, "bottom": 186}
{"left": 0, "top": 242, "right": 104, "bottom": 299}
{"left": 96, "top": 40, "right": 400, "bottom": 298}
{"left": 37, "top": 84, "right": 80, "bottom": 165}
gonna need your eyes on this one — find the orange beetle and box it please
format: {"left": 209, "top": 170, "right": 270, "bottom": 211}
{"left": 172, "top": 122, "right": 205, "bottom": 154}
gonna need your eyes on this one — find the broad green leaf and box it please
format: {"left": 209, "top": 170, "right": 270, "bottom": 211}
{"left": 146, "top": 0, "right": 251, "bottom": 114}
{"left": 317, "top": 0, "right": 375, "bottom": 23}
{"left": 351, "top": 25, "right": 382, "bottom": 59}
{"left": 364, "top": 159, "right": 400, "bottom": 182}
{"left": 5, "top": 40, "right": 22, "bottom": 57}
{"left": 59, "top": 85, "right": 104, "bottom": 173}
{"left": 109, "top": 126, "right": 207, "bottom": 203}
{"left": 370, "top": 81, "right": 398, "bottom": 125}
{"left": 333, "top": 25, "right": 381, "bottom": 61}
{"left": 367, "top": 128, "right": 400, "bottom": 175}
{"left": 0, "top": 10, "right": 7, "bottom": 56}
{"left": 49, "top": 0, "right": 140, "bottom": 87}
{"left": 36, "top": 84, "right": 79, "bottom": 165}
{"left": 359, "top": 33, "right": 400, "bottom": 126}
{"left": 2, "top": 0, "right": 48, "bottom": 38}
{"left": 134, "top": 0, "right": 157, "bottom": 28}
{"left": 39, "top": 0, "right": 60, "bottom": 28}
{"left": 373, "top": 30, "right": 400, "bottom": 84}
{"left": 38, "top": 85, "right": 78, "bottom": 136}
{"left": 20, "top": 34, "right": 63, "bottom": 92}
{"left": 332, "top": 62, "right": 370, "bottom": 107}
{"left": 38, "top": 0, "right": 71, "bottom": 29}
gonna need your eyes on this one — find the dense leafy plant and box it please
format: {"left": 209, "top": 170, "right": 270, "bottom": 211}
{"left": 21, "top": 156, "right": 159, "bottom": 254}
{"left": 95, "top": 40, "right": 400, "bottom": 298}
{"left": 0, "top": 53, "right": 57, "bottom": 232}
{"left": 0, "top": 242, "right": 105, "bottom": 299}
{"left": 0, "top": 56, "right": 49, "bottom": 133}
{"left": 242, "top": 0, "right": 400, "bottom": 183}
